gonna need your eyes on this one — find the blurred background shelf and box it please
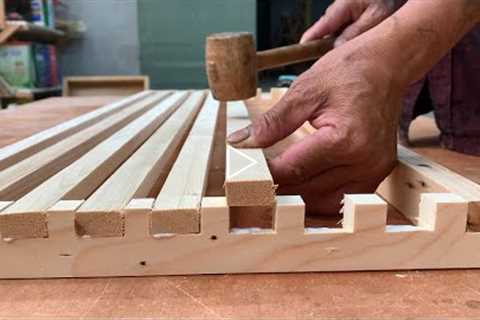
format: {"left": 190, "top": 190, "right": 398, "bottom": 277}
{"left": 14, "top": 85, "right": 61, "bottom": 99}
{"left": 1, "top": 20, "right": 65, "bottom": 44}
{"left": 0, "top": 0, "right": 68, "bottom": 107}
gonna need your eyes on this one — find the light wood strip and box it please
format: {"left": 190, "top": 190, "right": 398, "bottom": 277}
{"left": 0, "top": 194, "right": 476, "bottom": 278}
{"left": 0, "top": 91, "right": 171, "bottom": 201}
{"left": 0, "top": 90, "right": 154, "bottom": 171}
{"left": 152, "top": 92, "right": 221, "bottom": 234}
{"left": 76, "top": 91, "right": 207, "bottom": 237}
{"left": 377, "top": 145, "right": 480, "bottom": 227}
{"left": 225, "top": 101, "right": 275, "bottom": 206}
{"left": 0, "top": 91, "right": 189, "bottom": 239}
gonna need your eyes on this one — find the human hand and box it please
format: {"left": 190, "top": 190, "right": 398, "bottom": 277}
{"left": 227, "top": 43, "right": 404, "bottom": 215}
{"left": 301, "top": 0, "right": 397, "bottom": 47}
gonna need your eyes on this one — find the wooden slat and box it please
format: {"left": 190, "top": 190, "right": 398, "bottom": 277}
{"left": 0, "top": 92, "right": 171, "bottom": 201}
{"left": 0, "top": 91, "right": 189, "bottom": 239}
{"left": 0, "top": 90, "right": 154, "bottom": 171}
{"left": 152, "top": 92, "right": 221, "bottom": 234}
{"left": 75, "top": 91, "right": 207, "bottom": 237}
{"left": 225, "top": 101, "right": 275, "bottom": 206}
{"left": 377, "top": 145, "right": 480, "bottom": 227}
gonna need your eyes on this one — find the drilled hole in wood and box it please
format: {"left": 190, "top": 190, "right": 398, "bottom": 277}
{"left": 139, "top": 261, "right": 147, "bottom": 266}
{"left": 210, "top": 235, "right": 217, "bottom": 240}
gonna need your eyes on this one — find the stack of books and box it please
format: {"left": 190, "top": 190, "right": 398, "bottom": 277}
{"left": 0, "top": 0, "right": 61, "bottom": 90}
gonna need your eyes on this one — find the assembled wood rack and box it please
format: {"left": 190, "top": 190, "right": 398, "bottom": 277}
{"left": 0, "top": 89, "right": 480, "bottom": 279}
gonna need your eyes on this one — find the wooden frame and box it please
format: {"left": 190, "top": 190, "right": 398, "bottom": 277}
{"left": 63, "top": 76, "right": 151, "bottom": 97}
{"left": 0, "top": 89, "right": 480, "bottom": 279}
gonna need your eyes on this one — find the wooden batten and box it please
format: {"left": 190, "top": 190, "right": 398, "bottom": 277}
{"left": 225, "top": 101, "right": 276, "bottom": 207}
{"left": 152, "top": 92, "right": 221, "bottom": 234}
{"left": 0, "top": 90, "right": 155, "bottom": 171}
{"left": 76, "top": 91, "right": 206, "bottom": 238}
{"left": 377, "top": 145, "right": 480, "bottom": 228}
{"left": 0, "top": 91, "right": 171, "bottom": 201}
{"left": 0, "top": 91, "right": 189, "bottom": 239}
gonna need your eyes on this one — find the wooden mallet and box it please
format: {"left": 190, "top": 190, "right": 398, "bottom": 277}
{"left": 206, "top": 32, "right": 334, "bottom": 101}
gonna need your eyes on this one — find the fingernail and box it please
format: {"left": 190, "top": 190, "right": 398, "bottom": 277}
{"left": 227, "top": 126, "right": 250, "bottom": 144}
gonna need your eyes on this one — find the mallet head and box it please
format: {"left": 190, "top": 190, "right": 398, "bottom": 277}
{"left": 206, "top": 32, "right": 257, "bottom": 101}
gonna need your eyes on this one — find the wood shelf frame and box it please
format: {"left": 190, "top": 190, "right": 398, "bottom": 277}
{"left": 0, "top": 89, "right": 479, "bottom": 279}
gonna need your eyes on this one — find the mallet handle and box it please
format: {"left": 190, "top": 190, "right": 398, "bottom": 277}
{"left": 256, "top": 38, "right": 335, "bottom": 72}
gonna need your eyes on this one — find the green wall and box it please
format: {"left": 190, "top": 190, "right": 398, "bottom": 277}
{"left": 138, "top": 0, "right": 256, "bottom": 89}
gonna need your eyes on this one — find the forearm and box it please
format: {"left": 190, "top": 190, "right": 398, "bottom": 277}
{"left": 355, "top": 0, "right": 480, "bottom": 88}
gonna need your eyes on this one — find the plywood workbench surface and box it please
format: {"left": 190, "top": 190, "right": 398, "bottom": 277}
{"left": 1, "top": 96, "right": 480, "bottom": 319}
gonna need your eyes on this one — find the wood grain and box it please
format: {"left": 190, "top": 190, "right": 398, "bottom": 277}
{"left": 153, "top": 92, "right": 221, "bottom": 234}
{"left": 0, "top": 92, "right": 171, "bottom": 201}
{"left": 225, "top": 101, "right": 276, "bottom": 207}
{"left": 76, "top": 91, "right": 206, "bottom": 237}
{"left": 0, "top": 91, "right": 152, "bottom": 171}
{"left": 378, "top": 145, "right": 480, "bottom": 229}
{"left": 0, "top": 92, "right": 189, "bottom": 239}
{"left": 1, "top": 91, "right": 480, "bottom": 319}
{"left": 0, "top": 193, "right": 477, "bottom": 279}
